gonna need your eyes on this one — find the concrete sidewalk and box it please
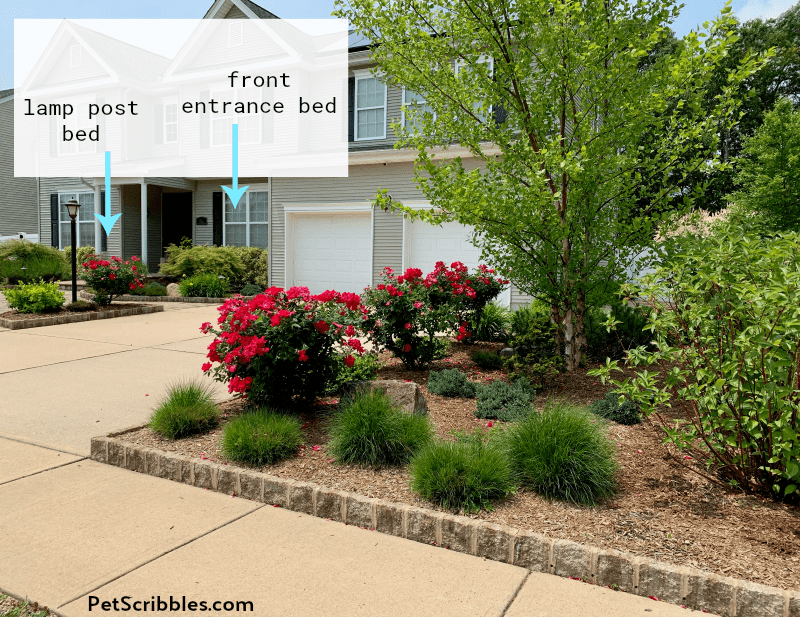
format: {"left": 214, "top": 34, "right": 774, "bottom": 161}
{"left": 0, "top": 307, "right": 708, "bottom": 616}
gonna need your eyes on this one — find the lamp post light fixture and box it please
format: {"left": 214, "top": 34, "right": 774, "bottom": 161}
{"left": 66, "top": 198, "right": 81, "bottom": 304}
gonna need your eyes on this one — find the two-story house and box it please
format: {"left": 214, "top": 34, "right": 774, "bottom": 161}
{"left": 27, "top": 0, "right": 533, "bottom": 308}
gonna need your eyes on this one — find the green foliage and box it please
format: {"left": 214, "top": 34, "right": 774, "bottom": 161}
{"left": 427, "top": 368, "right": 477, "bottom": 398}
{"left": 469, "top": 302, "right": 510, "bottom": 342}
{"left": 409, "top": 438, "right": 515, "bottom": 513}
{"left": 81, "top": 256, "right": 145, "bottom": 305}
{"left": 148, "top": 380, "right": 220, "bottom": 439}
{"left": 221, "top": 408, "right": 303, "bottom": 465}
{"left": 590, "top": 392, "right": 641, "bottom": 425}
{"left": 0, "top": 595, "right": 49, "bottom": 617}
{"left": 326, "top": 353, "right": 381, "bottom": 394}
{"left": 471, "top": 350, "right": 504, "bottom": 371}
{"left": 590, "top": 229, "right": 800, "bottom": 499}
{"left": 475, "top": 379, "right": 533, "bottom": 422}
{"left": 228, "top": 247, "right": 269, "bottom": 291}
{"left": 729, "top": 98, "right": 800, "bottom": 231}
{"left": 584, "top": 299, "right": 652, "bottom": 362}
{"left": 506, "top": 304, "right": 566, "bottom": 389}
{"left": 63, "top": 245, "right": 95, "bottom": 267}
{"left": 67, "top": 299, "right": 98, "bottom": 312}
{"left": 504, "top": 400, "right": 618, "bottom": 505}
{"left": 344, "top": 0, "right": 763, "bottom": 370}
{"left": 130, "top": 282, "right": 168, "bottom": 297}
{"left": 239, "top": 283, "right": 263, "bottom": 297}
{"left": 3, "top": 280, "right": 65, "bottom": 313}
{"left": 179, "top": 273, "right": 229, "bottom": 298}
{"left": 161, "top": 244, "right": 245, "bottom": 281}
{"left": 328, "top": 389, "right": 434, "bottom": 466}
{"left": 0, "top": 240, "right": 68, "bottom": 284}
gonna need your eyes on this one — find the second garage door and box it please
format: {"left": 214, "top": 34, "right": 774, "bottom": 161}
{"left": 404, "top": 219, "right": 484, "bottom": 273}
{"left": 290, "top": 211, "right": 372, "bottom": 295}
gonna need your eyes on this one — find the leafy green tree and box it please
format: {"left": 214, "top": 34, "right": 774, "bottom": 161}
{"left": 335, "top": 0, "right": 763, "bottom": 369}
{"left": 729, "top": 98, "right": 800, "bottom": 231}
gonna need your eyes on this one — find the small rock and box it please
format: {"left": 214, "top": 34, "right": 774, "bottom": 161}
{"left": 166, "top": 283, "right": 180, "bottom": 297}
{"left": 499, "top": 347, "right": 515, "bottom": 358}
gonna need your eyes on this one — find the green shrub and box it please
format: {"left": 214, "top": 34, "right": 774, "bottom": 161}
{"left": 0, "top": 240, "right": 68, "bottom": 284}
{"left": 409, "top": 439, "right": 515, "bottom": 513}
{"left": 327, "top": 389, "right": 434, "bottom": 466}
{"left": 179, "top": 273, "right": 229, "bottom": 298}
{"left": 590, "top": 392, "right": 641, "bottom": 425}
{"left": 3, "top": 280, "right": 65, "bottom": 313}
{"left": 63, "top": 245, "right": 95, "bottom": 267}
{"left": 506, "top": 302, "right": 565, "bottom": 389}
{"left": 427, "top": 369, "right": 477, "bottom": 398}
{"left": 238, "top": 283, "right": 263, "bottom": 297}
{"left": 472, "top": 350, "right": 504, "bottom": 370}
{"left": 228, "top": 247, "right": 269, "bottom": 291}
{"left": 221, "top": 408, "right": 303, "bottom": 465}
{"left": 149, "top": 380, "right": 220, "bottom": 439}
{"left": 584, "top": 299, "right": 652, "bottom": 362}
{"left": 326, "top": 353, "right": 381, "bottom": 394}
{"left": 67, "top": 299, "right": 98, "bottom": 312}
{"left": 475, "top": 379, "right": 533, "bottom": 421}
{"left": 590, "top": 229, "right": 800, "bottom": 500}
{"left": 504, "top": 401, "right": 618, "bottom": 505}
{"left": 161, "top": 244, "right": 245, "bottom": 281}
{"left": 130, "top": 282, "right": 168, "bottom": 297}
{"left": 469, "top": 302, "right": 510, "bottom": 342}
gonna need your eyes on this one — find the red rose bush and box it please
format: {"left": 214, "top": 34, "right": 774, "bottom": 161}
{"left": 202, "top": 286, "right": 366, "bottom": 407}
{"left": 80, "top": 255, "right": 145, "bottom": 305}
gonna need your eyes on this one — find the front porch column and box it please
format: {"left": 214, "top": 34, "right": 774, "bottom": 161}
{"left": 141, "top": 182, "right": 148, "bottom": 266}
{"left": 94, "top": 181, "right": 102, "bottom": 254}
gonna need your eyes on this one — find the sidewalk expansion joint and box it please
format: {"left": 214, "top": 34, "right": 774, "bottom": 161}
{"left": 55, "top": 503, "right": 265, "bottom": 610}
{"left": 497, "top": 571, "right": 530, "bottom": 617}
{"left": 0, "top": 457, "right": 88, "bottom": 487}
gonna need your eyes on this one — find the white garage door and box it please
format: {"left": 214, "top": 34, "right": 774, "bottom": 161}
{"left": 291, "top": 212, "right": 371, "bottom": 294}
{"left": 405, "top": 219, "right": 484, "bottom": 273}
{"left": 405, "top": 219, "right": 510, "bottom": 307}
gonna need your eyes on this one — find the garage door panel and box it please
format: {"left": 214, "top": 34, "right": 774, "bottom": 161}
{"left": 291, "top": 212, "right": 372, "bottom": 294}
{"left": 407, "top": 220, "right": 484, "bottom": 274}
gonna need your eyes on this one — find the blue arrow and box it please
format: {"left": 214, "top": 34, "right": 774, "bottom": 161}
{"left": 222, "top": 124, "right": 249, "bottom": 208}
{"left": 94, "top": 151, "right": 121, "bottom": 235}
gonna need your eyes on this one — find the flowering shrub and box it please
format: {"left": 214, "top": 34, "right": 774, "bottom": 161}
{"left": 362, "top": 267, "right": 457, "bottom": 370}
{"left": 426, "top": 262, "right": 508, "bottom": 320}
{"left": 201, "top": 286, "right": 366, "bottom": 407}
{"left": 80, "top": 255, "right": 145, "bottom": 305}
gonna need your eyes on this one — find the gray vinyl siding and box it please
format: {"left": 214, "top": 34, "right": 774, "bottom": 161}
{"left": 0, "top": 98, "right": 38, "bottom": 237}
{"left": 37, "top": 177, "right": 121, "bottom": 256}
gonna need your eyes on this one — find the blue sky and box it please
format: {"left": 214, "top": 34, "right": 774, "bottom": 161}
{"left": 1, "top": 0, "right": 797, "bottom": 90}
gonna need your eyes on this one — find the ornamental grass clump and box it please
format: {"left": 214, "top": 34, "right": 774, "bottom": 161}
{"left": 409, "top": 438, "right": 514, "bottom": 513}
{"left": 221, "top": 408, "right": 303, "bottom": 465}
{"left": 149, "top": 380, "right": 220, "bottom": 439}
{"left": 327, "top": 389, "right": 434, "bottom": 466}
{"left": 504, "top": 400, "right": 618, "bottom": 505}
{"left": 426, "top": 368, "right": 477, "bottom": 398}
{"left": 202, "top": 286, "right": 367, "bottom": 407}
{"left": 179, "top": 273, "right": 229, "bottom": 298}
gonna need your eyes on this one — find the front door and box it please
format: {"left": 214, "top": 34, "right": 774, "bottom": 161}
{"left": 162, "top": 192, "right": 193, "bottom": 255}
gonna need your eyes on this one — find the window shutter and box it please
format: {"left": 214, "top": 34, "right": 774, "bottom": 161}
{"left": 348, "top": 77, "right": 355, "bottom": 142}
{"left": 212, "top": 192, "right": 223, "bottom": 246}
{"left": 50, "top": 194, "right": 59, "bottom": 248}
{"left": 96, "top": 97, "right": 106, "bottom": 150}
{"left": 50, "top": 117, "right": 58, "bottom": 157}
{"left": 100, "top": 190, "right": 108, "bottom": 252}
{"left": 200, "top": 91, "right": 210, "bottom": 149}
{"left": 154, "top": 104, "right": 163, "bottom": 144}
{"left": 493, "top": 104, "right": 507, "bottom": 126}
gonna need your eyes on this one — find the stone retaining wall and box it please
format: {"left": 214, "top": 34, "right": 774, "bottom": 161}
{"left": 90, "top": 432, "right": 800, "bottom": 617}
{"left": 78, "top": 290, "right": 254, "bottom": 304}
{"left": 0, "top": 304, "right": 164, "bottom": 330}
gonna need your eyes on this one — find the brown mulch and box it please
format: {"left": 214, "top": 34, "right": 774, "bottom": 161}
{"left": 0, "top": 303, "right": 151, "bottom": 321}
{"left": 123, "top": 342, "right": 800, "bottom": 592}
{"left": 0, "top": 594, "right": 54, "bottom": 616}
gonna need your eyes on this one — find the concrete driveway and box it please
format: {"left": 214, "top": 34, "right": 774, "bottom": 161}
{"left": 0, "top": 302, "right": 708, "bottom": 617}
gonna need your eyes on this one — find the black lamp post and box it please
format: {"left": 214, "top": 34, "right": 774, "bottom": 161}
{"left": 65, "top": 198, "right": 81, "bottom": 304}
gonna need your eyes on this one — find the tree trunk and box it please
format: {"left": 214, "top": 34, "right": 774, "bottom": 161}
{"left": 574, "top": 287, "right": 586, "bottom": 368}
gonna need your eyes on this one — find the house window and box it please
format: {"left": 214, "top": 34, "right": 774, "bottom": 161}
{"left": 58, "top": 192, "right": 95, "bottom": 249}
{"left": 402, "top": 88, "right": 436, "bottom": 132}
{"left": 355, "top": 75, "right": 386, "bottom": 140}
{"left": 224, "top": 189, "right": 268, "bottom": 248}
{"left": 455, "top": 56, "right": 494, "bottom": 121}
{"left": 229, "top": 21, "right": 244, "bottom": 47}
{"left": 164, "top": 103, "right": 178, "bottom": 143}
{"left": 59, "top": 108, "right": 96, "bottom": 155}
{"left": 70, "top": 45, "right": 82, "bottom": 68}
{"left": 211, "top": 88, "right": 260, "bottom": 146}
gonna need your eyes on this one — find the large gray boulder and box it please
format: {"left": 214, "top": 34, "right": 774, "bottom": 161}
{"left": 166, "top": 283, "right": 180, "bottom": 297}
{"left": 341, "top": 380, "right": 428, "bottom": 415}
